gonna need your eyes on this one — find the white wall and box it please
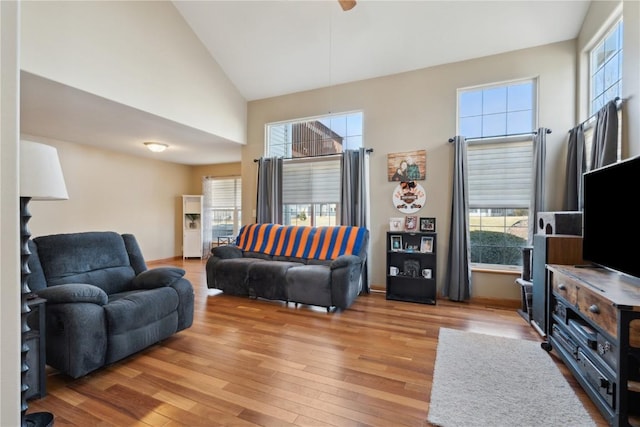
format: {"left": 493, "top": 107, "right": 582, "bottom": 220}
{"left": 20, "top": 1, "right": 247, "bottom": 145}
{"left": 0, "top": 1, "right": 22, "bottom": 425}
{"left": 245, "top": 40, "right": 577, "bottom": 301}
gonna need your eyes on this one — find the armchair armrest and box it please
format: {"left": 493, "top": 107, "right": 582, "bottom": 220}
{"left": 330, "top": 255, "right": 362, "bottom": 270}
{"left": 212, "top": 245, "right": 243, "bottom": 259}
{"left": 37, "top": 283, "right": 108, "bottom": 305}
{"left": 131, "top": 267, "right": 185, "bottom": 289}
{"left": 330, "top": 255, "right": 364, "bottom": 310}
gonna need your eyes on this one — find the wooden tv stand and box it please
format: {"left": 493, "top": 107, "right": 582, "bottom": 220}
{"left": 544, "top": 264, "right": 640, "bottom": 426}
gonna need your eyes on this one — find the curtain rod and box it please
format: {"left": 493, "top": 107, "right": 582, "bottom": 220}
{"left": 448, "top": 129, "right": 552, "bottom": 143}
{"left": 253, "top": 148, "right": 373, "bottom": 162}
{"left": 567, "top": 97, "right": 624, "bottom": 133}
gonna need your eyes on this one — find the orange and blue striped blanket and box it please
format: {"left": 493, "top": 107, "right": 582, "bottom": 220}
{"left": 235, "top": 224, "right": 367, "bottom": 261}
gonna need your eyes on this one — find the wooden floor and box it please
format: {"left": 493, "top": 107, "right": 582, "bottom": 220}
{"left": 26, "top": 258, "right": 608, "bottom": 426}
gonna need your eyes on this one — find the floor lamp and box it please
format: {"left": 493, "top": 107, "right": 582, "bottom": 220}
{"left": 20, "top": 141, "right": 69, "bottom": 427}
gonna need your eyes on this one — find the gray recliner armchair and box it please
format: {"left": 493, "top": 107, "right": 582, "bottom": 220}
{"left": 27, "top": 231, "right": 194, "bottom": 378}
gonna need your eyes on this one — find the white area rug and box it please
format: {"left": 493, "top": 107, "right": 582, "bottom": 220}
{"left": 427, "top": 328, "right": 595, "bottom": 427}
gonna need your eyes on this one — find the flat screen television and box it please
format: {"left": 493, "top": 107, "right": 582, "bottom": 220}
{"left": 583, "top": 155, "right": 640, "bottom": 278}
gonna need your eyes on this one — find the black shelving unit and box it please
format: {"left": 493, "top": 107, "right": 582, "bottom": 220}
{"left": 386, "top": 231, "right": 437, "bottom": 304}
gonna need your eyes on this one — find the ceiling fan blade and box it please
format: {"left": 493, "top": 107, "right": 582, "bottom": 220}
{"left": 338, "top": 0, "right": 356, "bottom": 11}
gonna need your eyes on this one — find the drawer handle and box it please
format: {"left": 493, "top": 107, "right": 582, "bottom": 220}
{"left": 558, "top": 283, "right": 567, "bottom": 291}
{"left": 588, "top": 304, "right": 600, "bottom": 314}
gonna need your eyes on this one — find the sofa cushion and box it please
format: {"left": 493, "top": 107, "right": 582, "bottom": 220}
{"left": 306, "top": 258, "right": 331, "bottom": 266}
{"left": 132, "top": 267, "right": 185, "bottom": 289}
{"left": 212, "top": 245, "right": 243, "bottom": 259}
{"left": 244, "top": 251, "right": 273, "bottom": 260}
{"left": 106, "top": 287, "right": 178, "bottom": 334}
{"left": 247, "top": 261, "right": 303, "bottom": 301}
{"left": 286, "top": 265, "right": 332, "bottom": 307}
{"left": 273, "top": 255, "right": 307, "bottom": 263}
{"left": 37, "top": 283, "right": 108, "bottom": 305}
{"left": 105, "top": 287, "right": 178, "bottom": 364}
{"left": 33, "top": 231, "right": 136, "bottom": 294}
{"left": 213, "top": 258, "right": 265, "bottom": 295}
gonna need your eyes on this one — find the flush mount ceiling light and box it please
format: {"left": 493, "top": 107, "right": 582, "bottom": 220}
{"left": 144, "top": 142, "right": 168, "bottom": 153}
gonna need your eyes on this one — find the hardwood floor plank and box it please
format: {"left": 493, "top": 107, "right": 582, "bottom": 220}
{"left": 24, "top": 258, "right": 608, "bottom": 426}
{"left": 153, "top": 401, "right": 250, "bottom": 427}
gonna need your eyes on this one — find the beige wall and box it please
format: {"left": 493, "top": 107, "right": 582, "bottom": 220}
{"left": 19, "top": 137, "right": 241, "bottom": 262}
{"left": 190, "top": 162, "right": 242, "bottom": 193}
{"left": 16, "top": 135, "right": 240, "bottom": 261}
{"left": 245, "top": 40, "right": 578, "bottom": 301}
{"left": 22, "top": 135, "right": 192, "bottom": 261}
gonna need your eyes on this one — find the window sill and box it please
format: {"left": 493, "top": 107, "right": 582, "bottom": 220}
{"left": 471, "top": 265, "right": 522, "bottom": 276}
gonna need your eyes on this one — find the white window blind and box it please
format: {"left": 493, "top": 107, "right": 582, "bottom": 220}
{"left": 467, "top": 139, "right": 532, "bottom": 209}
{"left": 203, "top": 177, "right": 242, "bottom": 246}
{"left": 205, "top": 178, "right": 241, "bottom": 208}
{"left": 282, "top": 158, "right": 340, "bottom": 204}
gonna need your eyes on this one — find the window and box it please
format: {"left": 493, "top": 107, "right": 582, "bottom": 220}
{"left": 458, "top": 79, "right": 536, "bottom": 268}
{"left": 459, "top": 81, "right": 534, "bottom": 138}
{"left": 268, "top": 112, "right": 363, "bottom": 158}
{"left": 203, "top": 177, "right": 242, "bottom": 241}
{"left": 584, "top": 18, "right": 623, "bottom": 169}
{"left": 282, "top": 158, "right": 340, "bottom": 226}
{"left": 589, "top": 19, "right": 623, "bottom": 116}
{"left": 266, "top": 111, "right": 363, "bottom": 226}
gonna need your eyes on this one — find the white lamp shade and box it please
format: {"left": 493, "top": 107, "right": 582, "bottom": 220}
{"left": 20, "top": 140, "right": 69, "bottom": 200}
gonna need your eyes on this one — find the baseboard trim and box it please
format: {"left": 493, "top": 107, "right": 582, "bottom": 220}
{"left": 148, "top": 256, "right": 183, "bottom": 265}
{"left": 371, "top": 284, "right": 520, "bottom": 310}
{"left": 468, "top": 296, "right": 520, "bottom": 310}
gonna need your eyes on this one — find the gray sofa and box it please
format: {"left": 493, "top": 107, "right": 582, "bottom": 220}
{"left": 27, "top": 231, "right": 194, "bottom": 378}
{"left": 206, "top": 224, "right": 369, "bottom": 311}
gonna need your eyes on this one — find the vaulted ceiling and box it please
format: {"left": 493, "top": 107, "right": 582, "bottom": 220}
{"left": 21, "top": 1, "right": 592, "bottom": 165}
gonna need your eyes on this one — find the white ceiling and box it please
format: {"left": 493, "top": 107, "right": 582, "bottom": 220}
{"left": 20, "top": 0, "right": 592, "bottom": 165}
{"left": 174, "top": 0, "right": 592, "bottom": 101}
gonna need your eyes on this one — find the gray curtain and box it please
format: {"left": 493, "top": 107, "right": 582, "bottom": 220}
{"left": 590, "top": 99, "right": 618, "bottom": 169}
{"left": 563, "top": 125, "right": 586, "bottom": 211}
{"left": 443, "top": 136, "right": 471, "bottom": 302}
{"left": 340, "top": 148, "right": 371, "bottom": 293}
{"left": 528, "top": 128, "right": 548, "bottom": 245}
{"left": 256, "top": 157, "right": 283, "bottom": 224}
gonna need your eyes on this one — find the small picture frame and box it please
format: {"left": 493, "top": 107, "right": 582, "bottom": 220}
{"left": 420, "top": 236, "right": 434, "bottom": 253}
{"left": 421, "top": 268, "right": 432, "bottom": 279}
{"left": 420, "top": 217, "right": 436, "bottom": 232}
{"left": 403, "top": 259, "right": 421, "bottom": 278}
{"left": 389, "top": 217, "right": 404, "bottom": 232}
{"left": 390, "top": 235, "right": 403, "bottom": 251}
{"left": 405, "top": 215, "right": 418, "bottom": 231}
